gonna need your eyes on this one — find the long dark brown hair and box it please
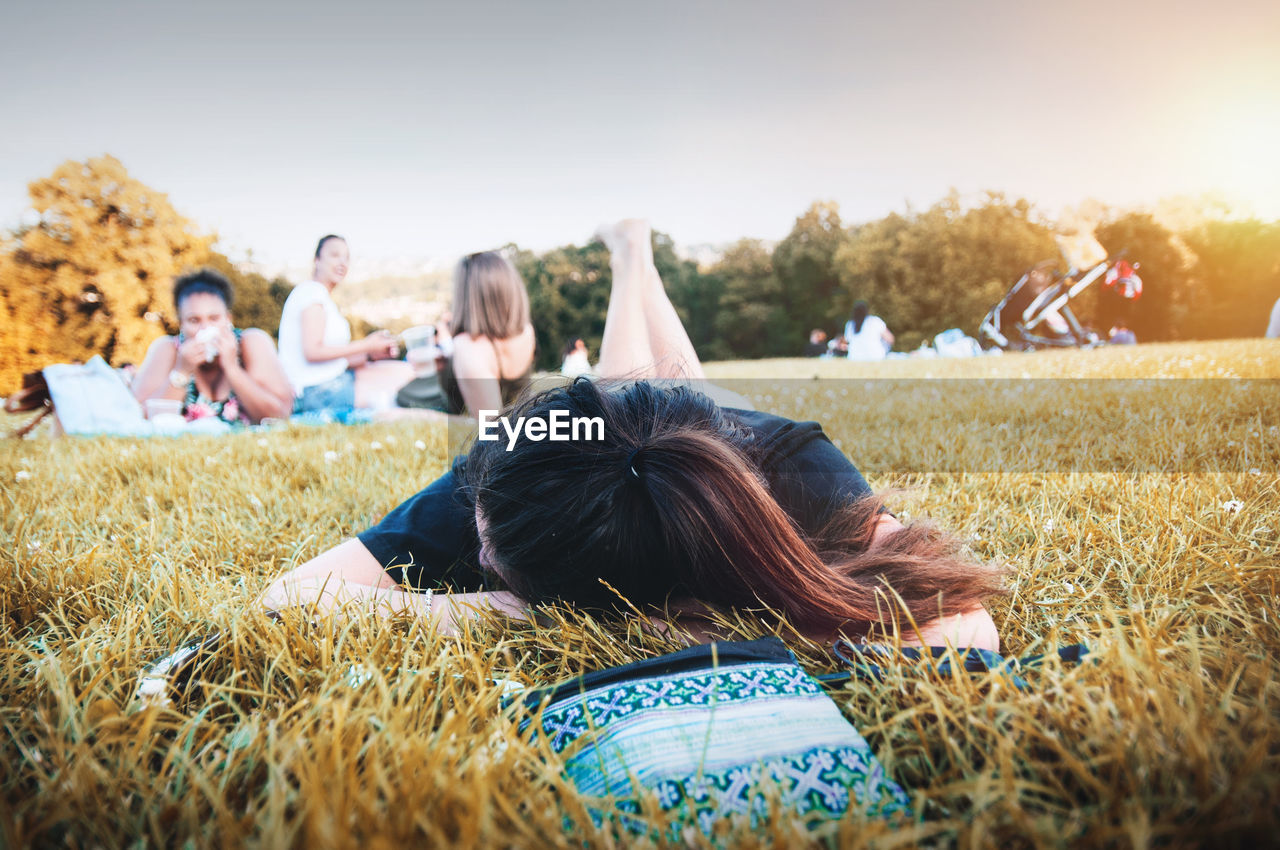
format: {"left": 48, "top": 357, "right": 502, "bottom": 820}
{"left": 849, "top": 300, "right": 869, "bottom": 334}
{"left": 464, "top": 379, "right": 1002, "bottom": 637}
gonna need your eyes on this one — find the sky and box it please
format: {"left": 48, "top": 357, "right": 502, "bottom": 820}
{"left": 2, "top": 0, "right": 1278, "bottom": 269}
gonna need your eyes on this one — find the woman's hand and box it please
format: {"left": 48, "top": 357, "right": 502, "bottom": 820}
{"left": 213, "top": 326, "right": 239, "bottom": 365}
{"left": 903, "top": 605, "right": 1000, "bottom": 653}
{"left": 175, "top": 337, "right": 207, "bottom": 374}
{"left": 362, "top": 330, "right": 399, "bottom": 361}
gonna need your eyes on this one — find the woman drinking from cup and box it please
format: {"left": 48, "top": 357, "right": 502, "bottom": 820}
{"left": 133, "top": 270, "right": 294, "bottom": 426}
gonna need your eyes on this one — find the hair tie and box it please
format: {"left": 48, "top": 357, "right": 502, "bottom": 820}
{"left": 625, "top": 447, "right": 643, "bottom": 480}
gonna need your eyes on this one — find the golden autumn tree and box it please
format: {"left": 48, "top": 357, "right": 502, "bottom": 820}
{"left": 0, "top": 155, "right": 212, "bottom": 389}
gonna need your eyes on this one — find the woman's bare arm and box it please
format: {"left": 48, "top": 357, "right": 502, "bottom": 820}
{"left": 258, "top": 538, "right": 529, "bottom": 635}
{"left": 449, "top": 334, "right": 504, "bottom": 416}
{"left": 266, "top": 578, "right": 529, "bottom": 636}
{"left": 132, "top": 336, "right": 183, "bottom": 404}
{"left": 134, "top": 334, "right": 214, "bottom": 404}
{"left": 260, "top": 538, "right": 396, "bottom": 607}
{"left": 224, "top": 329, "right": 294, "bottom": 421}
{"left": 297, "top": 304, "right": 391, "bottom": 366}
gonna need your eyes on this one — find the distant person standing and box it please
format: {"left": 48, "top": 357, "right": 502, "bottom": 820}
{"left": 1267, "top": 297, "right": 1280, "bottom": 339}
{"left": 843, "top": 301, "right": 894, "bottom": 361}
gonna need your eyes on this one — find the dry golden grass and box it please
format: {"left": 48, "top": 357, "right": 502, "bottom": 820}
{"left": 2, "top": 339, "right": 1278, "bottom": 848}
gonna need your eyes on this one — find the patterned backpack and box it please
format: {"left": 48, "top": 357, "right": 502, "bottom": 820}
{"left": 514, "top": 637, "right": 912, "bottom": 835}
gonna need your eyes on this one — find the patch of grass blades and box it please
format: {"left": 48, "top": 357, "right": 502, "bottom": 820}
{"left": 2, "top": 340, "right": 1278, "bottom": 847}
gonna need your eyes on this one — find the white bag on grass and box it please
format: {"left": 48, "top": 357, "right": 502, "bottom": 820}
{"left": 42, "top": 356, "right": 152, "bottom": 436}
{"left": 933, "top": 328, "right": 983, "bottom": 358}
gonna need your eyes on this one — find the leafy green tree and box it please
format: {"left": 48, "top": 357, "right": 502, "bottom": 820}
{"left": 515, "top": 241, "right": 612, "bottom": 371}
{"left": 710, "top": 239, "right": 785, "bottom": 359}
{"left": 513, "top": 230, "right": 724, "bottom": 370}
{"left": 772, "top": 201, "right": 849, "bottom": 349}
{"left": 1180, "top": 219, "right": 1280, "bottom": 339}
{"left": 0, "top": 155, "right": 211, "bottom": 388}
{"left": 1094, "top": 213, "right": 1193, "bottom": 341}
{"left": 834, "top": 193, "right": 1057, "bottom": 348}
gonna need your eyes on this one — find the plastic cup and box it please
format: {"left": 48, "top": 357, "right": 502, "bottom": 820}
{"left": 406, "top": 347, "right": 438, "bottom": 377}
{"left": 402, "top": 325, "right": 438, "bottom": 377}
{"left": 401, "top": 325, "right": 435, "bottom": 351}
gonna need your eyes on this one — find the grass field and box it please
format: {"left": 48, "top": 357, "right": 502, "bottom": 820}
{"left": 2, "top": 339, "right": 1278, "bottom": 848}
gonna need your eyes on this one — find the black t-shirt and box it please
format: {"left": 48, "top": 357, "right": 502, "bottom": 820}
{"left": 357, "top": 408, "right": 873, "bottom": 591}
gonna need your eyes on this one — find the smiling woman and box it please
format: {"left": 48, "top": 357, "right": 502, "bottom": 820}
{"left": 276, "top": 235, "right": 416, "bottom": 413}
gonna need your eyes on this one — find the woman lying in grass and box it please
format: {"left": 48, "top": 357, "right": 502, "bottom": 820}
{"left": 261, "top": 221, "right": 1002, "bottom": 650}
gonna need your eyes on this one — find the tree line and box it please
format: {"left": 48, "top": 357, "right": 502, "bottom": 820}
{"left": 2, "top": 157, "right": 1278, "bottom": 390}
{"left": 0, "top": 157, "right": 291, "bottom": 391}
{"left": 520, "top": 194, "right": 1280, "bottom": 370}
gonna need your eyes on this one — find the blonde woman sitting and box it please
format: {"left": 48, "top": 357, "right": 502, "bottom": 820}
{"left": 432, "top": 251, "right": 536, "bottom": 417}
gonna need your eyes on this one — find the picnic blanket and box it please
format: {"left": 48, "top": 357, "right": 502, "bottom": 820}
{"left": 28, "top": 356, "right": 373, "bottom": 437}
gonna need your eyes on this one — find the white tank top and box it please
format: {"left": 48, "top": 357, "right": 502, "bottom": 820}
{"left": 277, "top": 281, "right": 350, "bottom": 392}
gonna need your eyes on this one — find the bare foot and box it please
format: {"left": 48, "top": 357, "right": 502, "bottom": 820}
{"left": 592, "top": 219, "right": 652, "bottom": 257}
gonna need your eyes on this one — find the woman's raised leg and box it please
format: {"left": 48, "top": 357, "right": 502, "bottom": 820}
{"left": 595, "top": 221, "right": 657, "bottom": 378}
{"left": 354, "top": 361, "right": 415, "bottom": 409}
{"left": 595, "top": 219, "right": 704, "bottom": 380}
{"left": 638, "top": 243, "right": 705, "bottom": 380}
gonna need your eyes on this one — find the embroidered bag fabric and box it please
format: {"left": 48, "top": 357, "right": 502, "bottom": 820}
{"left": 516, "top": 637, "right": 911, "bottom": 834}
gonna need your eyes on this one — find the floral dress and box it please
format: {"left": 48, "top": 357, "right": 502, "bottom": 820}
{"left": 176, "top": 329, "right": 251, "bottom": 426}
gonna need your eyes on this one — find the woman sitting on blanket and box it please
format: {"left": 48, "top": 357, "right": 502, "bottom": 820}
{"left": 277, "top": 235, "right": 416, "bottom": 413}
{"left": 261, "top": 221, "right": 1002, "bottom": 650}
{"left": 133, "top": 269, "right": 294, "bottom": 426}
{"left": 442, "top": 251, "right": 536, "bottom": 417}
{"left": 397, "top": 251, "right": 536, "bottom": 417}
